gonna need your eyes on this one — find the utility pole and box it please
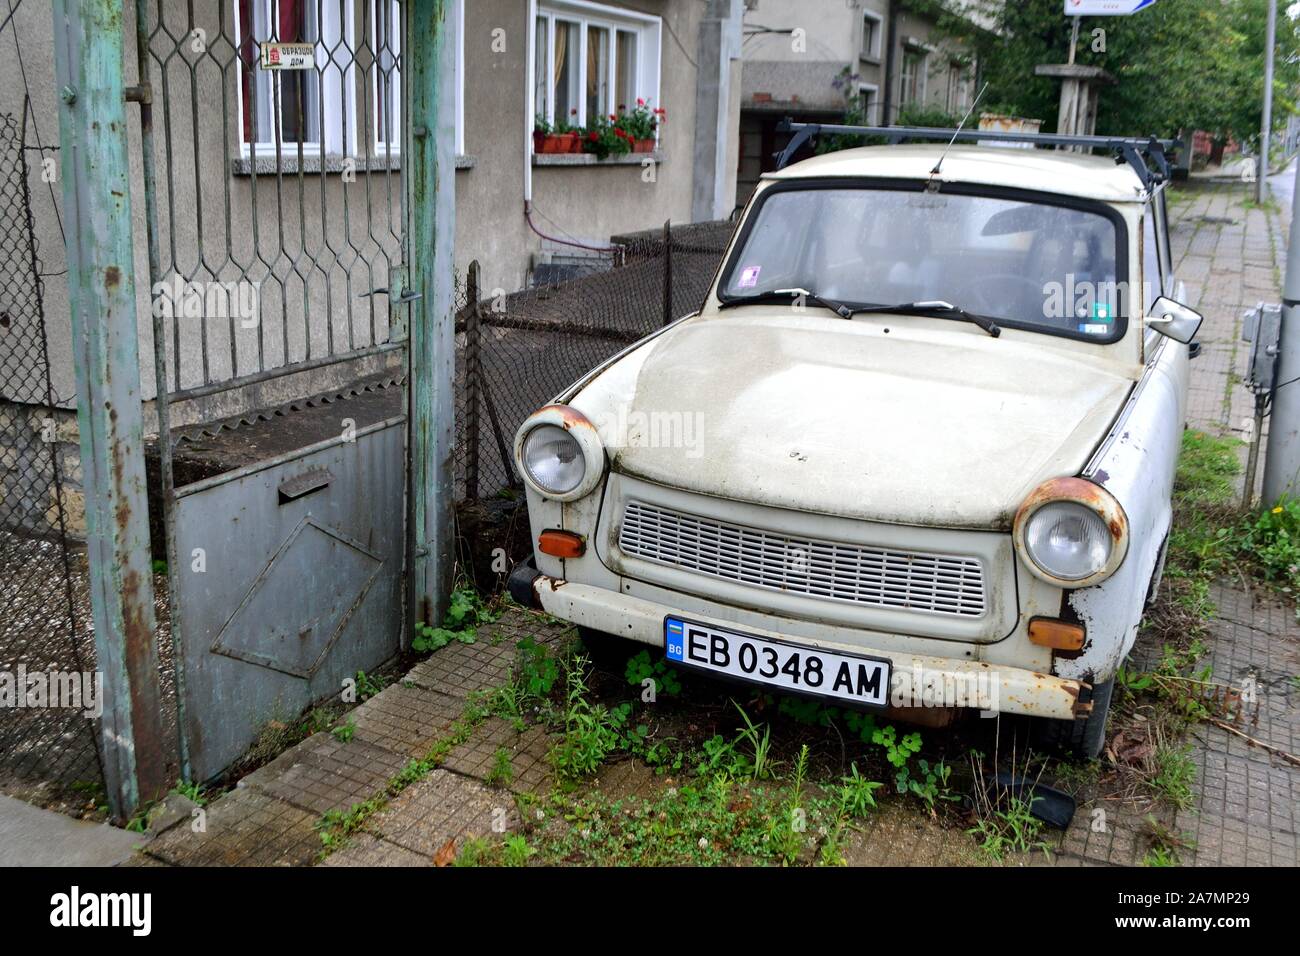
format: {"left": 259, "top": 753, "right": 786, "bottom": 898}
{"left": 51, "top": 0, "right": 170, "bottom": 818}
{"left": 1258, "top": 0, "right": 1277, "bottom": 202}
{"left": 1262, "top": 158, "right": 1300, "bottom": 503}
{"left": 406, "top": 0, "right": 456, "bottom": 629}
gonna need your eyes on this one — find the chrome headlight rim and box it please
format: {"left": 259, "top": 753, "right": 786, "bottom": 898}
{"left": 1013, "top": 476, "right": 1129, "bottom": 588}
{"left": 513, "top": 404, "right": 605, "bottom": 502}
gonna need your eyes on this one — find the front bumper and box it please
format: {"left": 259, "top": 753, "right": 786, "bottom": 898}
{"left": 510, "top": 560, "right": 1088, "bottom": 720}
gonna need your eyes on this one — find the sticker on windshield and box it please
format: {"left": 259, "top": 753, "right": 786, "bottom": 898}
{"left": 1092, "top": 302, "right": 1114, "bottom": 322}
{"left": 738, "top": 265, "right": 761, "bottom": 288}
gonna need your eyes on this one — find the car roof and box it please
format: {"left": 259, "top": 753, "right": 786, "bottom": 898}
{"left": 763, "top": 144, "right": 1150, "bottom": 204}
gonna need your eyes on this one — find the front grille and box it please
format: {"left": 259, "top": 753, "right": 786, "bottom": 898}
{"left": 618, "top": 500, "right": 987, "bottom": 617}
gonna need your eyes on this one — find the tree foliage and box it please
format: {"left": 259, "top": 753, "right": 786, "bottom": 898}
{"left": 912, "top": 0, "right": 1300, "bottom": 144}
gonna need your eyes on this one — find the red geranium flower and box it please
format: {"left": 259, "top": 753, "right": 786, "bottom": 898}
{"left": 587, "top": 130, "right": 598, "bottom": 141}
{"left": 637, "top": 97, "right": 645, "bottom": 106}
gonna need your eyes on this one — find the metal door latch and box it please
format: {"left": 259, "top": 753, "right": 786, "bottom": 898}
{"left": 361, "top": 287, "right": 423, "bottom": 304}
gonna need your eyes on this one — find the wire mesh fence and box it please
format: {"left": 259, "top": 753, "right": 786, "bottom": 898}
{"left": 453, "top": 219, "right": 736, "bottom": 502}
{"left": 0, "top": 111, "right": 105, "bottom": 811}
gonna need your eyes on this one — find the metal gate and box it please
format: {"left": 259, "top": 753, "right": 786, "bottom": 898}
{"left": 136, "top": 0, "right": 424, "bottom": 782}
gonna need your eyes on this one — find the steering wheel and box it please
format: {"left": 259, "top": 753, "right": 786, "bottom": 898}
{"left": 967, "top": 273, "right": 1046, "bottom": 317}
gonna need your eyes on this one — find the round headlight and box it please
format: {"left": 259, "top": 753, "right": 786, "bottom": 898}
{"left": 1013, "top": 476, "right": 1128, "bottom": 588}
{"left": 1023, "top": 502, "right": 1111, "bottom": 581}
{"left": 521, "top": 424, "right": 585, "bottom": 496}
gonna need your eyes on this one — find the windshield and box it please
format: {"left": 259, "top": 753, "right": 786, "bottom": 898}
{"left": 719, "top": 186, "right": 1125, "bottom": 340}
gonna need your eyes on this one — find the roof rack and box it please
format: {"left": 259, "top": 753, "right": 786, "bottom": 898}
{"left": 773, "top": 120, "right": 1182, "bottom": 190}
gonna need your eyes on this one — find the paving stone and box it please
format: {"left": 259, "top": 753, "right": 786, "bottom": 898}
{"left": 370, "top": 768, "right": 521, "bottom": 857}
{"left": 239, "top": 732, "right": 411, "bottom": 816}
{"left": 320, "top": 832, "right": 432, "bottom": 867}
{"left": 143, "top": 788, "right": 321, "bottom": 867}
{"left": 442, "top": 717, "right": 555, "bottom": 794}
{"left": 404, "top": 639, "right": 516, "bottom": 699}
{"left": 349, "top": 684, "right": 464, "bottom": 758}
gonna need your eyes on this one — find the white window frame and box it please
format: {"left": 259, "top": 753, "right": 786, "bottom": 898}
{"left": 371, "top": 0, "right": 465, "bottom": 157}
{"left": 946, "top": 61, "right": 971, "bottom": 114}
{"left": 533, "top": 0, "right": 661, "bottom": 134}
{"left": 233, "top": 0, "right": 357, "bottom": 158}
{"left": 900, "top": 46, "right": 927, "bottom": 107}
{"left": 860, "top": 10, "right": 883, "bottom": 61}
{"left": 857, "top": 82, "right": 880, "bottom": 126}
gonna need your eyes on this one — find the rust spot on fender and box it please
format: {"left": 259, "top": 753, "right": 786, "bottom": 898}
{"left": 536, "top": 403, "right": 597, "bottom": 433}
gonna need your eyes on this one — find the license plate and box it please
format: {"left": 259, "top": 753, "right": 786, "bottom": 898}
{"left": 664, "top": 617, "right": 891, "bottom": 707}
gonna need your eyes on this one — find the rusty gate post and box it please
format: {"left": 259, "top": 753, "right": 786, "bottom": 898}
{"left": 465, "top": 262, "right": 482, "bottom": 501}
{"left": 51, "top": 0, "right": 170, "bottom": 817}
{"left": 406, "top": 0, "right": 456, "bottom": 625}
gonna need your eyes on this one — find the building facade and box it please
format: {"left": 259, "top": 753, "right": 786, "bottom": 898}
{"left": 736, "top": 0, "right": 990, "bottom": 208}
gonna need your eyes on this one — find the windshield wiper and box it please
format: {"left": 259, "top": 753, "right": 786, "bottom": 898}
{"left": 718, "top": 287, "right": 856, "bottom": 319}
{"left": 853, "top": 300, "right": 1001, "bottom": 337}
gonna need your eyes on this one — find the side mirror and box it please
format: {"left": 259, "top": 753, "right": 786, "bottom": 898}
{"left": 1147, "top": 296, "right": 1203, "bottom": 345}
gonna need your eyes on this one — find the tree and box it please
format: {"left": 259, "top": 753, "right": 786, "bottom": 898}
{"left": 912, "top": 0, "right": 1300, "bottom": 145}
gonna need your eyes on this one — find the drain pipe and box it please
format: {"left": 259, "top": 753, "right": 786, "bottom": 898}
{"left": 524, "top": 0, "right": 535, "bottom": 210}
{"left": 882, "top": 0, "right": 897, "bottom": 126}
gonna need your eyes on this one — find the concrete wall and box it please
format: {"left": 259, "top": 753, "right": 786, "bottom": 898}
{"left": 0, "top": 0, "right": 738, "bottom": 411}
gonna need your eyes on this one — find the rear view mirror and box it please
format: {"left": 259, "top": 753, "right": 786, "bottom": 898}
{"left": 1147, "top": 296, "right": 1203, "bottom": 344}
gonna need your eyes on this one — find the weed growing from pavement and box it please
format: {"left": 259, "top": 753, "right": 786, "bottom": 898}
{"left": 965, "top": 749, "right": 1051, "bottom": 862}
{"left": 1142, "top": 814, "right": 1196, "bottom": 866}
{"left": 487, "top": 747, "right": 514, "bottom": 788}
{"left": 412, "top": 586, "right": 501, "bottom": 653}
{"left": 172, "top": 780, "right": 207, "bottom": 807}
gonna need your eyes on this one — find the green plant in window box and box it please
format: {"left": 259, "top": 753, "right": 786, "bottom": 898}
{"left": 583, "top": 116, "right": 634, "bottom": 160}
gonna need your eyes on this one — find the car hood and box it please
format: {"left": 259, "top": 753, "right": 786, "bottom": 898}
{"left": 568, "top": 311, "right": 1139, "bottom": 530}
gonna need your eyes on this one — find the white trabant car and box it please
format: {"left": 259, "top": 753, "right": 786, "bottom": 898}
{"left": 508, "top": 138, "right": 1202, "bottom": 757}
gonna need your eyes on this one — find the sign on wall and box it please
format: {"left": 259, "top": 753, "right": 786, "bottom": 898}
{"left": 1064, "top": 0, "right": 1158, "bottom": 14}
{"left": 259, "top": 42, "right": 315, "bottom": 70}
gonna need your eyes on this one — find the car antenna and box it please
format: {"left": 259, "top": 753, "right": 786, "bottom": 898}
{"left": 927, "top": 80, "right": 989, "bottom": 188}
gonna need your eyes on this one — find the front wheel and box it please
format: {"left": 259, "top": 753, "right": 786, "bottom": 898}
{"left": 1032, "top": 677, "right": 1114, "bottom": 760}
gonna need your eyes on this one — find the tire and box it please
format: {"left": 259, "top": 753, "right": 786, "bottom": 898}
{"left": 576, "top": 626, "right": 636, "bottom": 668}
{"left": 1145, "top": 536, "right": 1169, "bottom": 607}
{"left": 1032, "top": 676, "right": 1114, "bottom": 760}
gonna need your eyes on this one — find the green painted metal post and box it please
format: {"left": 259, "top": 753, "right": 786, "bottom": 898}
{"left": 406, "top": 0, "right": 456, "bottom": 627}
{"left": 51, "top": 0, "right": 170, "bottom": 818}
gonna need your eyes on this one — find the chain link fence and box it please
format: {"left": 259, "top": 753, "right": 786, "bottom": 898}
{"left": 0, "top": 111, "right": 105, "bottom": 813}
{"left": 453, "top": 220, "right": 736, "bottom": 502}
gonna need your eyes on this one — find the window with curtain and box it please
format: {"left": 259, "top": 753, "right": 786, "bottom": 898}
{"left": 901, "top": 49, "right": 926, "bottom": 106}
{"left": 586, "top": 25, "right": 610, "bottom": 125}
{"left": 534, "top": 2, "right": 660, "bottom": 132}
{"left": 238, "top": 0, "right": 326, "bottom": 149}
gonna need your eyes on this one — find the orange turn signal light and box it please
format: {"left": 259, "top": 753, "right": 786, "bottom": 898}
{"left": 1028, "top": 617, "right": 1085, "bottom": 651}
{"left": 538, "top": 529, "right": 585, "bottom": 559}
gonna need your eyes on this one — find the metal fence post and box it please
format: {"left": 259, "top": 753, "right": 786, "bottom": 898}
{"left": 662, "top": 219, "right": 673, "bottom": 327}
{"left": 406, "top": 0, "right": 456, "bottom": 625}
{"left": 1264, "top": 158, "right": 1300, "bottom": 503}
{"left": 465, "top": 261, "right": 481, "bottom": 501}
{"left": 51, "top": 0, "right": 170, "bottom": 817}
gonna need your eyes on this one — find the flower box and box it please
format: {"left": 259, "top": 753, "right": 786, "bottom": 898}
{"left": 536, "top": 132, "right": 580, "bottom": 154}
{"left": 633, "top": 138, "right": 655, "bottom": 153}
